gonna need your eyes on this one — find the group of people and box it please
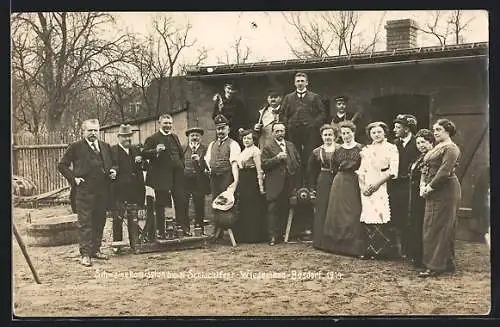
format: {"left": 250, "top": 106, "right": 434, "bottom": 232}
{"left": 58, "top": 71, "right": 462, "bottom": 279}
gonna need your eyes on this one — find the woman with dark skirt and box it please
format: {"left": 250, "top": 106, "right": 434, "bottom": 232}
{"left": 357, "top": 122, "right": 399, "bottom": 260}
{"left": 234, "top": 129, "right": 267, "bottom": 243}
{"left": 322, "top": 121, "right": 365, "bottom": 256}
{"left": 307, "top": 124, "right": 338, "bottom": 250}
{"left": 418, "top": 119, "right": 461, "bottom": 277}
{"left": 407, "top": 129, "right": 435, "bottom": 268}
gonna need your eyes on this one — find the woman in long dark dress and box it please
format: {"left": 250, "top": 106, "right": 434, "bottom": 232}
{"left": 418, "top": 119, "right": 461, "bottom": 277}
{"left": 234, "top": 130, "right": 267, "bottom": 243}
{"left": 307, "top": 124, "right": 338, "bottom": 250}
{"left": 407, "top": 129, "right": 435, "bottom": 268}
{"left": 322, "top": 121, "right": 365, "bottom": 256}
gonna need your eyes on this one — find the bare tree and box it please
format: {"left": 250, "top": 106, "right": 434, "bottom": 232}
{"left": 418, "top": 10, "right": 474, "bottom": 46}
{"left": 283, "top": 11, "right": 386, "bottom": 58}
{"left": 217, "top": 36, "right": 251, "bottom": 64}
{"left": 282, "top": 12, "right": 333, "bottom": 58}
{"left": 179, "top": 46, "right": 209, "bottom": 75}
{"left": 448, "top": 10, "right": 475, "bottom": 44}
{"left": 11, "top": 12, "right": 129, "bottom": 131}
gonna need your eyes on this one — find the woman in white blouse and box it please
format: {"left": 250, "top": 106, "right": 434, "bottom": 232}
{"left": 357, "top": 121, "right": 399, "bottom": 260}
{"left": 233, "top": 129, "right": 267, "bottom": 243}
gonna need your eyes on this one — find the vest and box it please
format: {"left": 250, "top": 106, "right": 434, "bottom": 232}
{"left": 210, "top": 139, "right": 232, "bottom": 175}
{"left": 291, "top": 96, "right": 314, "bottom": 126}
{"left": 184, "top": 146, "right": 198, "bottom": 176}
{"left": 164, "top": 134, "right": 183, "bottom": 167}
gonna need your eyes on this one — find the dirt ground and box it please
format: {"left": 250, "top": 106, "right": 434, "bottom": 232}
{"left": 12, "top": 205, "right": 491, "bottom": 317}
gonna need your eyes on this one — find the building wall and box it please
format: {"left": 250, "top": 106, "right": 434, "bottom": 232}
{"left": 101, "top": 110, "right": 188, "bottom": 147}
{"left": 185, "top": 58, "right": 489, "bottom": 208}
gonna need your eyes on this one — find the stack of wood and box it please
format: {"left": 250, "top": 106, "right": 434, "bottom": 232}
{"left": 13, "top": 175, "right": 70, "bottom": 207}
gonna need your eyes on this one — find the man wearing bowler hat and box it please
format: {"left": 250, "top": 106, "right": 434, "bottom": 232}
{"left": 184, "top": 127, "right": 210, "bottom": 234}
{"left": 202, "top": 114, "right": 241, "bottom": 238}
{"left": 390, "top": 114, "right": 419, "bottom": 258}
{"left": 110, "top": 124, "right": 146, "bottom": 249}
{"left": 254, "top": 87, "right": 283, "bottom": 148}
{"left": 212, "top": 81, "right": 251, "bottom": 146}
{"left": 57, "top": 118, "right": 114, "bottom": 266}
{"left": 142, "top": 114, "right": 189, "bottom": 239}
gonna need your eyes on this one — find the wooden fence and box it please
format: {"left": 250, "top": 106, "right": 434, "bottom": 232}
{"left": 12, "top": 133, "right": 79, "bottom": 195}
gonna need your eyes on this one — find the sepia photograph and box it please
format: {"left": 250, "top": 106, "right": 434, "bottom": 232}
{"left": 11, "top": 10, "right": 490, "bottom": 317}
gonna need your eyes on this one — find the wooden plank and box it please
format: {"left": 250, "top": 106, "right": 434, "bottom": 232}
{"left": 13, "top": 144, "right": 69, "bottom": 150}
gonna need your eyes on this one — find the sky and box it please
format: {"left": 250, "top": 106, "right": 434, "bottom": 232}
{"left": 107, "top": 10, "right": 489, "bottom": 66}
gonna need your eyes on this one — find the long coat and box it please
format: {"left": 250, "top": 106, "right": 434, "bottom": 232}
{"left": 141, "top": 131, "right": 184, "bottom": 191}
{"left": 57, "top": 139, "right": 115, "bottom": 213}
{"left": 261, "top": 139, "right": 301, "bottom": 201}
{"left": 110, "top": 144, "right": 145, "bottom": 206}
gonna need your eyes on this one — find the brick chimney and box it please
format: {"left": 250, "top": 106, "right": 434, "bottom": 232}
{"left": 385, "top": 19, "right": 419, "bottom": 51}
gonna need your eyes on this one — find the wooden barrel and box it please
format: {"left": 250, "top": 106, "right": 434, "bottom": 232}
{"left": 26, "top": 214, "right": 78, "bottom": 247}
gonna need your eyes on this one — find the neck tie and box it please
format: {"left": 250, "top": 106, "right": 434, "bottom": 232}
{"left": 91, "top": 142, "right": 100, "bottom": 154}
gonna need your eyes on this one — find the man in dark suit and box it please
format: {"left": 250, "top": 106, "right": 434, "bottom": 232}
{"left": 281, "top": 72, "right": 327, "bottom": 182}
{"left": 390, "top": 114, "right": 419, "bottom": 258}
{"left": 212, "top": 81, "right": 251, "bottom": 145}
{"left": 142, "top": 114, "right": 189, "bottom": 239}
{"left": 110, "top": 124, "right": 145, "bottom": 249}
{"left": 58, "top": 119, "right": 115, "bottom": 267}
{"left": 254, "top": 87, "right": 283, "bottom": 148}
{"left": 183, "top": 127, "right": 210, "bottom": 234}
{"left": 261, "top": 122, "right": 301, "bottom": 246}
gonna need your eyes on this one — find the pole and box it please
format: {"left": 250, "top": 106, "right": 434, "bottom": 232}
{"left": 12, "top": 224, "right": 41, "bottom": 284}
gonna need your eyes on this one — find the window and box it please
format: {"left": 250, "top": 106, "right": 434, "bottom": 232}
{"left": 129, "top": 101, "right": 142, "bottom": 114}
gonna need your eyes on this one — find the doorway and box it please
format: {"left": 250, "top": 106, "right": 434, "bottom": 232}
{"left": 368, "top": 94, "right": 430, "bottom": 140}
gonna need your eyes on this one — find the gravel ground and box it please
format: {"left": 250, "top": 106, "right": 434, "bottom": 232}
{"left": 12, "top": 205, "right": 491, "bottom": 316}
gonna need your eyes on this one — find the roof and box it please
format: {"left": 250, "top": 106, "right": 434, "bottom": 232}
{"left": 100, "top": 108, "right": 187, "bottom": 130}
{"left": 185, "top": 42, "right": 488, "bottom": 77}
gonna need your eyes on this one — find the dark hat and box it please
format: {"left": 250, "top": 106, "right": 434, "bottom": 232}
{"left": 267, "top": 87, "right": 283, "bottom": 97}
{"left": 334, "top": 95, "right": 349, "bottom": 102}
{"left": 214, "top": 114, "right": 230, "bottom": 127}
{"left": 117, "top": 124, "right": 134, "bottom": 136}
{"left": 185, "top": 127, "right": 204, "bottom": 136}
{"left": 224, "top": 81, "right": 238, "bottom": 90}
{"left": 394, "top": 114, "right": 418, "bottom": 132}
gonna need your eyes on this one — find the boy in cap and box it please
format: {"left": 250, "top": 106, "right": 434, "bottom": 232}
{"left": 203, "top": 114, "right": 241, "bottom": 238}
{"left": 212, "top": 81, "right": 251, "bottom": 145}
{"left": 110, "top": 124, "right": 146, "bottom": 249}
{"left": 331, "top": 95, "right": 362, "bottom": 143}
{"left": 184, "top": 127, "right": 210, "bottom": 234}
{"left": 254, "top": 87, "right": 283, "bottom": 148}
{"left": 390, "top": 114, "right": 419, "bottom": 258}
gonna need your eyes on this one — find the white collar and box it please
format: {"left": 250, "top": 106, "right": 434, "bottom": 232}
{"left": 118, "top": 143, "right": 130, "bottom": 153}
{"left": 275, "top": 139, "right": 286, "bottom": 146}
{"left": 336, "top": 111, "right": 346, "bottom": 118}
{"left": 159, "top": 129, "right": 171, "bottom": 136}
{"left": 296, "top": 89, "right": 307, "bottom": 94}
{"left": 341, "top": 142, "right": 357, "bottom": 149}
{"left": 86, "top": 139, "right": 99, "bottom": 149}
{"left": 217, "top": 136, "right": 229, "bottom": 143}
{"left": 401, "top": 133, "right": 412, "bottom": 146}
{"left": 189, "top": 142, "right": 200, "bottom": 150}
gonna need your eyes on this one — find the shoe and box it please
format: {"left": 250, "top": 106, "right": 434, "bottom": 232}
{"left": 81, "top": 256, "right": 92, "bottom": 267}
{"left": 418, "top": 269, "right": 440, "bottom": 278}
{"left": 202, "top": 219, "right": 211, "bottom": 225}
{"left": 359, "top": 255, "right": 368, "bottom": 260}
{"left": 92, "top": 252, "right": 109, "bottom": 260}
{"left": 268, "top": 237, "right": 276, "bottom": 246}
{"left": 183, "top": 230, "right": 193, "bottom": 237}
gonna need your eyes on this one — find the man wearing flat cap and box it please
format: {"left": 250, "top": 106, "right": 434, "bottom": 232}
{"left": 202, "top": 114, "right": 241, "bottom": 237}
{"left": 110, "top": 124, "right": 146, "bottom": 249}
{"left": 142, "top": 114, "right": 189, "bottom": 239}
{"left": 390, "top": 114, "right": 419, "bottom": 258}
{"left": 212, "top": 81, "right": 251, "bottom": 146}
{"left": 331, "top": 95, "right": 362, "bottom": 142}
{"left": 254, "top": 87, "right": 283, "bottom": 148}
{"left": 184, "top": 127, "right": 210, "bottom": 234}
